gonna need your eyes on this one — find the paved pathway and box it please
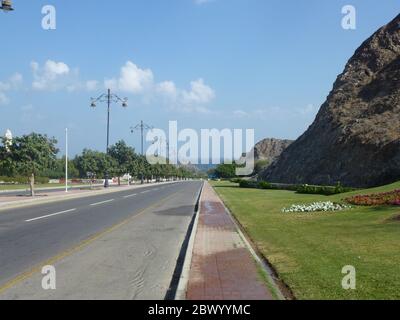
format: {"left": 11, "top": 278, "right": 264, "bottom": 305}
{"left": 0, "top": 183, "right": 163, "bottom": 209}
{"left": 186, "top": 182, "right": 273, "bottom": 300}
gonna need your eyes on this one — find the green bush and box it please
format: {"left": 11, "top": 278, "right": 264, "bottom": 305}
{"left": 258, "top": 181, "right": 272, "bottom": 189}
{"left": 230, "top": 178, "right": 243, "bottom": 184}
{"left": 238, "top": 179, "right": 354, "bottom": 195}
{"left": 0, "top": 176, "right": 28, "bottom": 184}
{"left": 296, "top": 183, "right": 353, "bottom": 195}
{"left": 0, "top": 176, "right": 49, "bottom": 185}
{"left": 239, "top": 180, "right": 259, "bottom": 188}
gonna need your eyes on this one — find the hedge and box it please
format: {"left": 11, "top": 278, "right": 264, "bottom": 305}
{"left": 0, "top": 176, "right": 50, "bottom": 185}
{"left": 236, "top": 180, "right": 354, "bottom": 195}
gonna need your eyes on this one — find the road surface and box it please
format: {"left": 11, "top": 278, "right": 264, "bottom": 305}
{"left": 0, "top": 181, "right": 203, "bottom": 300}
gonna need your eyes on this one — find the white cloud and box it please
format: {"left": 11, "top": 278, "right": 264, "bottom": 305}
{"left": 0, "top": 92, "right": 9, "bottom": 105}
{"left": 0, "top": 73, "right": 23, "bottom": 91}
{"left": 157, "top": 81, "right": 178, "bottom": 100}
{"left": 104, "top": 61, "right": 154, "bottom": 94}
{"left": 4, "top": 58, "right": 215, "bottom": 113}
{"left": 31, "top": 60, "right": 70, "bottom": 90}
{"left": 182, "top": 78, "right": 215, "bottom": 105}
{"left": 106, "top": 60, "right": 216, "bottom": 113}
{"left": 30, "top": 60, "right": 100, "bottom": 93}
{"left": 86, "top": 80, "right": 99, "bottom": 91}
{"left": 0, "top": 73, "right": 23, "bottom": 106}
{"left": 233, "top": 110, "right": 249, "bottom": 118}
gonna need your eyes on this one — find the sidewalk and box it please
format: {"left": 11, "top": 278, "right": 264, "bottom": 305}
{"left": 0, "top": 188, "right": 98, "bottom": 205}
{"left": 0, "top": 182, "right": 174, "bottom": 211}
{"left": 186, "top": 182, "right": 273, "bottom": 300}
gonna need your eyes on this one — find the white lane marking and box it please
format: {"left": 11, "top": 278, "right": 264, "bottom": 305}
{"left": 25, "top": 209, "right": 77, "bottom": 222}
{"left": 90, "top": 199, "right": 114, "bottom": 206}
{"left": 141, "top": 190, "right": 150, "bottom": 194}
{"left": 123, "top": 193, "right": 137, "bottom": 199}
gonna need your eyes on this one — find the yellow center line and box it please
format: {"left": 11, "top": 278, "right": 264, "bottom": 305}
{"left": 0, "top": 189, "right": 182, "bottom": 295}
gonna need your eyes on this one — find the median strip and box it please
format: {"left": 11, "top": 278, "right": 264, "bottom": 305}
{"left": 25, "top": 209, "right": 77, "bottom": 222}
{"left": 90, "top": 199, "right": 114, "bottom": 206}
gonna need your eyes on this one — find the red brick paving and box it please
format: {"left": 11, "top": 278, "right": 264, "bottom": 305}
{"left": 186, "top": 182, "right": 273, "bottom": 300}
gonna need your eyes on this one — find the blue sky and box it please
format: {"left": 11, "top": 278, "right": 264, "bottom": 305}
{"left": 0, "top": 0, "right": 399, "bottom": 156}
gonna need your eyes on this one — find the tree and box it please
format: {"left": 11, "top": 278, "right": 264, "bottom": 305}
{"left": 214, "top": 163, "right": 236, "bottom": 179}
{"left": 0, "top": 133, "right": 58, "bottom": 196}
{"left": 40, "top": 157, "right": 79, "bottom": 179}
{"left": 74, "top": 149, "right": 116, "bottom": 179}
{"left": 108, "top": 140, "right": 136, "bottom": 185}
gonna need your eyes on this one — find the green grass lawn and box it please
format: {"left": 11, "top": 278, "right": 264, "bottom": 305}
{"left": 211, "top": 181, "right": 400, "bottom": 300}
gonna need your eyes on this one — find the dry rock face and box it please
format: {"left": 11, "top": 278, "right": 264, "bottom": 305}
{"left": 260, "top": 14, "right": 400, "bottom": 188}
{"left": 252, "top": 138, "right": 293, "bottom": 163}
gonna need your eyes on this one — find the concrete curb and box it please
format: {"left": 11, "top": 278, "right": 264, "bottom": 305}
{"left": 0, "top": 184, "right": 103, "bottom": 194}
{"left": 212, "top": 184, "right": 286, "bottom": 301}
{"left": 0, "top": 182, "right": 178, "bottom": 212}
{"left": 174, "top": 181, "right": 204, "bottom": 300}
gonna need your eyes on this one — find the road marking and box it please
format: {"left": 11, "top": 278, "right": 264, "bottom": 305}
{"left": 25, "top": 209, "right": 77, "bottom": 222}
{"left": 123, "top": 193, "right": 137, "bottom": 199}
{"left": 0, "top": 189, "right": 182, "bottom": 295}
{"left": 90, "top": 199, "right": 114, "bottom": 206}
{"left": 141, "top": 190, "right": 150, "bottom": 194}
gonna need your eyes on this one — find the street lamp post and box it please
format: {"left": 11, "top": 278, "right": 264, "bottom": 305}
{"left": 90, "top": 89, "right": 128, "bottom": 188}
{"left": 131, "top": 121, "right": 153, "bottom": 184}
{"left": 0, "top": 0, "right": 14, "bottom": 11}
{"left": 65, "top": 128, "right": 68, "bottom": 193}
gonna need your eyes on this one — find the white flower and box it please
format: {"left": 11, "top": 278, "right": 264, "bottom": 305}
{"left": 282, "top": 201, "right": 351, "bottom": 213}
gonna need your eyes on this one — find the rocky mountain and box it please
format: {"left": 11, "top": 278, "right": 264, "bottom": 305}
{"left": 260, "top": 14, "right": 400, "bottom": 188}
{"left": 251, "top": 138, "right": 293, "bottom": 163}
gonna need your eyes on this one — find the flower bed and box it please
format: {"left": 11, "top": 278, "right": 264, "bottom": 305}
{"left": 345, "top": 190, "right": 400, "bottom": 206}
{"left": 282, "top": 201, "right": 351, "bottom": 213}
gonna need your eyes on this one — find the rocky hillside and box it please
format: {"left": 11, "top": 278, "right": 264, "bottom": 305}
{"left": 260, "top": 14, "right": 400, "bottom": 188}
{"left": 251, "top": 138, "right": 293, "bottom": 163}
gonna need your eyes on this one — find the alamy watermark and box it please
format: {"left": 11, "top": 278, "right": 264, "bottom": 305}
{"left": 41, "top": 5, "right": 56, "bottom": 30}
{"left": 41, "top": 265, "right": 56, "bottom": 290}
{"left": 13, "top": 4, "right": 356, "bottom": 32}
{"left": 145, "top": 121, "right": 255, "bottom": 176}
{"left": 342, "top": 5, "right": 356, "bottom": 30}
{"left": 341, "top": 265, "right": 356, "bottom": 290}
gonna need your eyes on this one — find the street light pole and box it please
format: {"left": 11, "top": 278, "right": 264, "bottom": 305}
{"left": 106, "top": 88, "right": 111, "bottom": 153}
{"left": 141, "top": 120, "right": 144, "bottom": 156}
{"left": 131, "top": 121, "right": 153, "bottom": 184}
{"left": 91, "top": 89, "right": 128, "bottom": 188}
{"left": 0, "top": 0, "right": 14, "bottom": 11}
{"left": 65, "top": 128, "right": 68, "bottom": 193}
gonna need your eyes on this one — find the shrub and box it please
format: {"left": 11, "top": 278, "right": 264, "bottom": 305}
{"left": 0, "top": 176, "right": 49, "bottom": 185}
{"left": 258, "top": 181, "right": 272, "bottom": 189}
{"left": 237, "top": 180, "right": 353, "bottom": 195}
{"left": 239, "top": 180, "right": 259, "bottom": 188}
{"left": 296, "top": 183, "right": 353, "bottom": 195}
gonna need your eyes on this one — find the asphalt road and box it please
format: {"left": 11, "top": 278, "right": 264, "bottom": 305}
{"left": 0, "top": 181, "right": 203, "bottom": 300}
